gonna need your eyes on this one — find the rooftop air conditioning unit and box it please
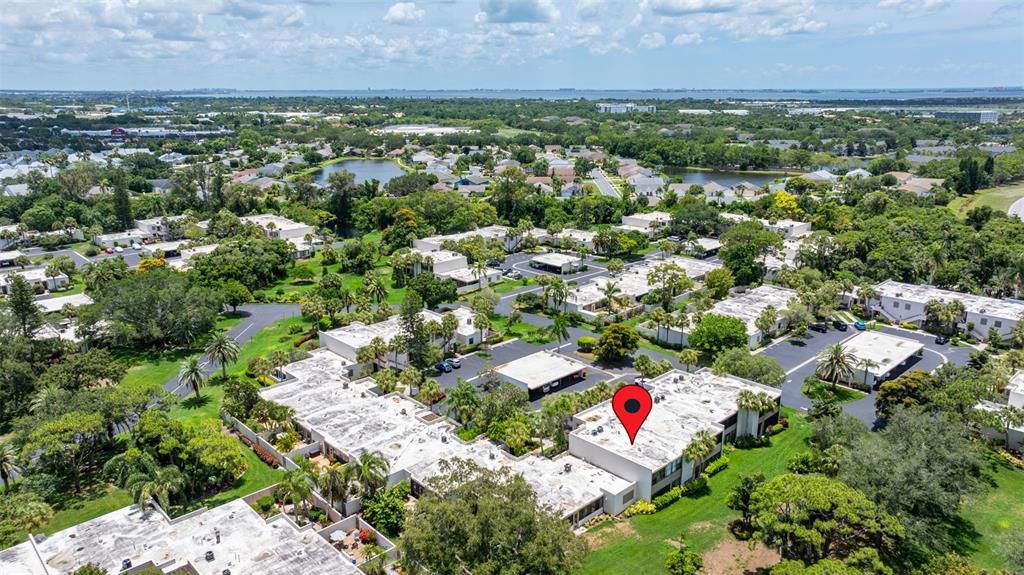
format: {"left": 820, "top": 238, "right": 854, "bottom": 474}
{"left": 223, "top": 570, "right": 232, "bottom": 575}
{"left": 122, "top": 559, "right": 132, "bottom": 570}
{"left": 401, "top": 408, "right": 407, "bottom": 415}
{"left": 343, "top": 382, "right": 349, "bottom": 389}
{"left": 654, "top": 397, "right": 661, "bottom": 404}
{"left": 441, "top": 435, "right": 448, "bottom": 443}
{"left": 489, "top": 453, "right": 496, "bottom": 460}
{"left": 205, "top": 550, "right": 215, "bottom": 562}
{"left": 597, "top": 426, "right": 604, "bottom": 433}
{"left": 564, "top": 463, "right": 572, "bottom": 473}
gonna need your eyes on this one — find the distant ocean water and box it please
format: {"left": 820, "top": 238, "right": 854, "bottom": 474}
{"left": 166, "top": 88, "right": 1024, "bottom": 101}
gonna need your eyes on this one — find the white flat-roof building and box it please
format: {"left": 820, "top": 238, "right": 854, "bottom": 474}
{"left": 976, "top": 371, "right": 1024, "bottom": 449}
{"left": 687, "top": 237, "right": 723, "bottom": 258}
{"left": 568, "top": 369, "right": 781, "bottom": 502}
{"left": 0, "top": 498, "right": 364, "bottom": 575}
{"left": 596, "top": 103, "right": 656, "bottom": 114}
{"left": 616, "top": 211, "right": 673, "bottom": 237}
{"left": 496, "top": 350, "right": 590, "bottom": 399}
{"left": 0, "top": 267, "right": 69, "bottom": 295}
{"left": 35, "top": 293, "right": 93, "bottom": 313}
{"left": 0, "top": 249, "right": 23, "bottom": 267}
{"left": 140, "top": 239, "right": 189, "bottom": 256}
{"left": 557, "top": 256, "right": 721, "bottom": 322}
{"left": 401, "top": 247, "right": 500, "bottom": 292}
{"left": 241, "top": 214, "right": 316, "bottom": 241}
{"left": 167, "top": 244, "right": 220, "bottom": 270}
{"left": 643, "top": 285, "right": 798, "bottom": 348}
{"left": 134, "top": 215, "right": 187, "bottom": 240}
{"left": 261, "top": 350, "right": 635, "bottom": 525}
{"left": 720, "top": 213, "right": 812, "bottom": 239}
{"left": 413, "top": 225, "right": 544, "bottom": 254}
{"left": 840, "top": 331, "right": 925, "bottom": 389}
{"left": 530, "top": 252, "right": 582, "bottom": 274}
{"left": 319, "top": 307, "right": 481, "bottom": 371}
{"left": 869, "top": 280, "right": 1024, "bottom": 341}
{"left": 549, "top": 228, "right": 596, "bottom": 250}
{"left": 93, "top": 228, "right": 150, "bottom": 248}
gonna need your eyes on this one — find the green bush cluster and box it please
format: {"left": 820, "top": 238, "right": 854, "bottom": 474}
{"left": 705, "top": 456, "right": 729, "bottom": 477}
{"left": 623, "top": 500, "right": 656, "bottom": 517}
{"left": 651, "top": 474, "right": 710, "bottom": 511}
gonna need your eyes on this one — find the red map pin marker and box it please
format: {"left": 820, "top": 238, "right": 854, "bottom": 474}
{"left": 612, "top": 385, "right": 653, "bottom": 445}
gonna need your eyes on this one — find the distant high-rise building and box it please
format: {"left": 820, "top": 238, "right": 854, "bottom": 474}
{"left": 596, "top": 102, "right": 657, "bottom": 114}
{"left": 934, "top": 110, "right": 999, "bottom": 124}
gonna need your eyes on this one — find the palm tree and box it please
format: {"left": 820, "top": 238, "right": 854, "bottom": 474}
{"left": 357, "top": 336, "right": 388, "bottom": 370}
{"left": 678, "top": 348, "right": 701, "bottom": 372}
{"left": 126, "top": 463, "right": 185, "bottom": 512}
{"left": 446, "top": 380, "right": 480, "bottom": 428}
{"left": 736, "top": 390, "right": 777, "bottom": 436}
{"left": 854, "top": 357, "right": 880, "bottom": 389}
{"left": 471, "top": 259, "right": 489, "bottom": 291}
{"left": 816, "top": 343, "right": 856, "bottom": 392}
{"left": 338, "top": 287, "right": 356, "bottom": 313}
{"left": 352, "top": 451, "right": 390, "bottom": 497}
{"left": 683, "top": 430, "right": 717, "bottom": 477}
{"left": 177, "top": 357, "right": 206, "bottom": 399}
{"left": 859, "top": 284, "right": 878, "bottom": 316}
{"left": 600, "top": 280, "right": 625, "bottom": 320}
{"left": 548, "top": 314, "right": 570, "bottom": 349}
{"left": 319, "top": 462, "right": 356, "bottom": 511}
{"left": 648, "top": 308, "right": 670, "bottom": 342}
{"left": 0, "top": 442, "right": 22, "bottom": 492}
{"left": 362, "top": 271, "right": 389, "bottom": 305}
{"left": 277, "top": 464, "right": 313, "bottom": 521}
{"left": 205, "top": 333, "right": 240, "bottom": 379}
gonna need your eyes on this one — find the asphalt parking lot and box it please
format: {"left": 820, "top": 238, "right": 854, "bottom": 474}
{"left": 760, "top": 324, "right": 975, "bottom": 426}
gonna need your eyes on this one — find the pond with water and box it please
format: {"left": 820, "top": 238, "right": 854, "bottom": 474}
{"left": 314, "top": 159, "right": 404, "bottom": 186}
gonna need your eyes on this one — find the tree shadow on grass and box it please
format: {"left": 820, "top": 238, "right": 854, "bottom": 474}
{"left": 179, "top": 393, "right": 213, "bottom": 411}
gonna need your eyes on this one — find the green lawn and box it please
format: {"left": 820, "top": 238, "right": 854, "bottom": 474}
{"left": 171, "top": 315, "right": 312, "bottom": 426}
{"left": 260, "top": 248, "right": 406, "bottom": 304}
{"left": 582, "top": 410, "right": 811, "bottom": 575}
{"left": 490, "top": 315, "right": 551, "bottom": 345}
{"left": 801, "top": 379, "right": 867, "bottom": 403}
{"left": 117, "top": 314, "right": 245, "bottom": 393}
{"left": 41, "top": 484, "right": 133, "bottom": 535}
{"left": 490, "top": 277, "right": 534, "bottom": 294}
{"left": 963, "top": 457, "right": 1024, "bottom": 571}
{"left": 174, "top": 448, "right": 284, "bottom": 515}
{"left": 948, "top": 183, "right": 1024, "bottom": 218}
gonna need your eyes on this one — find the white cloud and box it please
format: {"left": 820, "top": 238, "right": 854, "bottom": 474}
{"left": 865, "top": 21, "right": 888, "bottom": 35}
{"left": 384, "top": 2, "right": 425, "bottom": 25}
{"left": 648, "top": 0, "right": 740, "bottom": 16}
{"left": 576, "top": 0, "right": 607, "bottom": 19}
{"left": 878, "top": 0, "right": 950, "bottom": 11}
{"left": 475, "top": 0, "right": 560, "bottom": 23}
{"left": 638, "top": 31, "right": 666, "bottom": 48}
{"left": 672, "top": 32, "right": 703, "bottom": 45}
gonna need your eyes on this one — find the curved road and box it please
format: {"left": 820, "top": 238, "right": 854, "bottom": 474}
{"left": 1009, "top": 196, "right": 1024, "bottom": 220}
{"left": 165, "top": 303, "right": 301, "bottom": 396}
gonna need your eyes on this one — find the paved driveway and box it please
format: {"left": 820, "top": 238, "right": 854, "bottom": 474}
{"left": 760, "top": 324, "right": 975, "bottom": 427}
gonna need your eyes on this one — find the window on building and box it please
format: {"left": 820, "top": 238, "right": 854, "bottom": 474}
{"left": 995, "top": 321, "right": 1002, "bottom": 328}
{"left": 981, "top": 318, "right": 988, "bottom": 325}
{"left": 622, "top": 490, "right": 634, "bottom": 505}
{"left": 904, "top": 303, "right": 911, "bottom": 310}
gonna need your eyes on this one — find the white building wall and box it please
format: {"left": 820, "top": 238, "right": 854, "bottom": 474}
{"left": 568, "top": 435, "right": 657, "bottom": 502}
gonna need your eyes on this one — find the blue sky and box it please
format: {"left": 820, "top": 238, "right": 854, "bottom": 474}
{"left": 1, "top": 0, "right": 1021, "bottom": 90}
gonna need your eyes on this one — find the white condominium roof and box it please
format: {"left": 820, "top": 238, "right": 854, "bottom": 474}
{"left": 496, "top": 350, "right": 589, "bottom": 390}
{"left": 0, "top": 499, "right": 361, "bottom": 575}
{"left": 840, "top": 331, "right": 924, "bottom": 376}
{"left": 874, "top": 280, "right": 1024, "bottom": 321}
{"left": 571, "top": 369, "right": 781, "bottom": 471}
{"left": 261, "top": 350, "right": 630, "bottom": 517}
{"left": 702, "top": 285, "right": 798, "bottom": 336}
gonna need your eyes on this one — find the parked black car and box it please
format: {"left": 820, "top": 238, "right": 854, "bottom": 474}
{"left": 935, "top": 335, "right": 949, "bottom": 345}
{"left": 832, "top": 320, "right": 848, "bottom": 331}
{"left": 809, "top": 322, "right": 829, "bottom": 333}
